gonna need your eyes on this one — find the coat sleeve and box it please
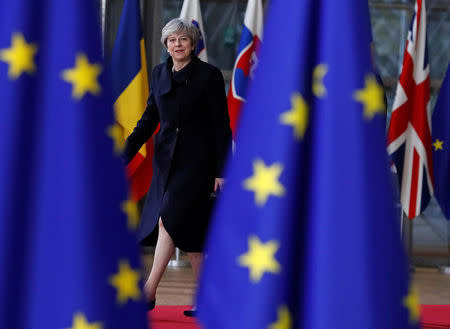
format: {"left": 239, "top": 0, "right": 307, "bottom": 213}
{"left": 123, "top": 83, "right": 160, "bottom": 164}
{"left": 206, "top": 67, "right": 232, "bottom": 177}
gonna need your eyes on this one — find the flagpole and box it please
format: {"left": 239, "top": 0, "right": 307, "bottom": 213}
{"left": 101, "top": 0, "right": 107, "bottom": 57}
{"left": 400, "top": 207, "right": 405, "bottom": 238}
{"left": 438, "top": 221, "right": 450, "bottom": 275}
{"left": 400, "top": 210, "right": 415, "bottom": 273}
{"left": 167, "top": 248, "right": 190, "bottom": 267}
{"left": 408, "top": 216, "right": 414, "bottom": 272}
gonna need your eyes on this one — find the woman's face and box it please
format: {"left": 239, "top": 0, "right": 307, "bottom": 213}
{"left": 166, "top": 33, "right": 194, "bottom": 63}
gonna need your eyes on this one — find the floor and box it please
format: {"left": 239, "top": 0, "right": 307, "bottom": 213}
{"left": 142, "top": 254, "right": 450, "bottom": 306}
{"left": 414, "top": 267, "right": 450, "bottom": 304}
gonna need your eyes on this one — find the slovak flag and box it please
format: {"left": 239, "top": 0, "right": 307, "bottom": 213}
{"left": 387, "top": 0, "right": 433, "bottom": 219}
{"left": 180, "top": 0, "right": 208, "bottom": 62}
{"left": 228, "top": 0, "right": 263, "bottom": 140}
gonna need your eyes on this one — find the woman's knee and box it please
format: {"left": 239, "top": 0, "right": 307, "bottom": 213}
{"left": 157, "top": 218, "right": 173, "bottom": 241}
{"left": 158, "top": 217, "right": 169, "bottom": 233}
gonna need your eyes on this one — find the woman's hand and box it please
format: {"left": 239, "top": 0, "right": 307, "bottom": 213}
{"left": 214, "top": 178, "right": 225, "bottom": 191}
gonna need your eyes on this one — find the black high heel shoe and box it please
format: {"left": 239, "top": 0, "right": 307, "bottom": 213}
{"left": 147, "top": 300, "right": 156, "bottom": 311}
{"left": 183, "top": 309, "right": 197, "bottom": 317}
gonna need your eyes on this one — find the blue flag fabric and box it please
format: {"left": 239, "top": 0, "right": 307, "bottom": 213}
{"left": 109, "top": 0, "right": 153, "bottom": 202}
{"left": 0, "top": 1, "right": 148, "bottom": 329}
{"left": 197, "top": 1, "right": 419, "bottom": 329}
{"left": 432, "top": 64, "right": 450, "bottom": 220}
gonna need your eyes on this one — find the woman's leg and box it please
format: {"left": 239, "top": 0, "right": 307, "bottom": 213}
{"left": 186, "top": 252, "right": 204, "bottom": 313}
{"left": 187, "top": 252, "right": 204, "bottom": 282}
{"left": 144, "top": 218, "right": 175, "bottom": 302}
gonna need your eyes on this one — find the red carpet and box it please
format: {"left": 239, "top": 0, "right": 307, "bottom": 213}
{"left": 149, "top": 305, "right": 450, "bottom": 329}
{"left": 149, "top": 306, "right": 201, "bottom": 329}
{"left": 421, "top": 305, "right": 450, "bottom": 329}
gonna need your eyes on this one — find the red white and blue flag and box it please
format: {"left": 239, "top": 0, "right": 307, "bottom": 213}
{"left": 387, "top": 0, "right": 433, "bottom": 219}
{"left": 180, "top": 0, "right": 208, "bottom": 62}
{"left": 228, "top": 0, "right": 263, "bottom": 140}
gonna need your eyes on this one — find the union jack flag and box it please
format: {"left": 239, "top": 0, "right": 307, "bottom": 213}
{"left": 387, "top": 0, "right": 433, "bottom": 219}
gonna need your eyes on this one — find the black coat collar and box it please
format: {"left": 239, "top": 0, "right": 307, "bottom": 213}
{"left": 157, "top": 54, "right": 198, "bottom": 96}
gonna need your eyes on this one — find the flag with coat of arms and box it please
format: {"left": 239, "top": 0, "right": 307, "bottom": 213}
{"left": 227, "top": 0, "right": 263, "bottom": 140}
{"left": 180, "top": 0, "right": 208, "bottom": 62}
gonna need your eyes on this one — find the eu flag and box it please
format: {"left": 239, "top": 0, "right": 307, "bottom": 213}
{"left": 197, "top": 1, "right": 419, "bottom": 328}
{"left": 0, "top": 1, "right": 148, "bottom": 329}
{"left": 432, "top": 65, "right": 450, "bottom": 220}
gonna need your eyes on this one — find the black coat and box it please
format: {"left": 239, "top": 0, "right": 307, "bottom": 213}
{"left": 124, "top": 55, "right": 232, "bottom": 252}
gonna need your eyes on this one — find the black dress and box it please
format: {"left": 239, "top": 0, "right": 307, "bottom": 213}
{"left": 124, "top": 55, "right": 231, "bottom": 252}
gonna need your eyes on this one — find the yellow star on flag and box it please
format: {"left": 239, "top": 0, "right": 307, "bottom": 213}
{"left": 62, "top": 53, "right": 102, "bottom": 100}
{"left": 243, "top": 159, "right": 285, "bottom": 206}
{"left": 109, "top": 260, "right": 141, "bottom": 304}
{"left": 238, "top": 235, "right": 281, "bottom": 283}
{"left": 121, "top": 199, "right": 140, "bottom": 230}
{"left": 280, "top": 93, "right": 309, "bottom": 139}
{"left": 269, "top": 305, "right": 292, "bottom": 329}
{"left": 433, "top": 138, "right": 444, "bottom": 151}
{"left": 313, "top": 64, "right": 328, "bottom": 98}
{"left": 0, "top": 33, "right": 38, "bottom": 79}
{"left": 353, "top": 75, "right": 386, "bottom": 120}
{"left": 107, "top": 124, "right": 125, "bottom": 154}
{"left": 403, "top": 284, "right": 421, "bottom": 323}
{"left": 65, "top": 313, "right": 102, "bottom": 329}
